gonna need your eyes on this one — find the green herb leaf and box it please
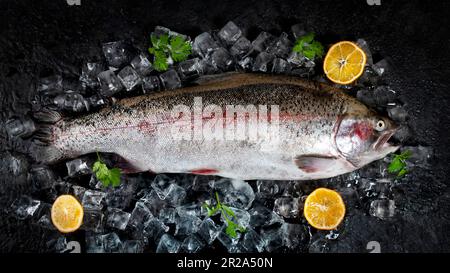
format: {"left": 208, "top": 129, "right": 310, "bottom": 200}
{"left": 148, "top": 33, "right": 192, "bottom": 72}
{"left": 292, "top": 32, "right": 324, "bottom": 60}
{"left": 203, "top": 192, "right": 247, "bottom": 239}
{"left": 225, "top": 221, "right": 238, "bottom": 238}
{"left": 170, "top": 36, "right": 192, "bottom": 62}
{"left": 388, "top": 150, "right": 412, "bottom": 177}
{"left": 92, "top": 153, "right": 122, "bottom": 188}
{"left": 152, "top": 49, "right": 169, "bottom": 72}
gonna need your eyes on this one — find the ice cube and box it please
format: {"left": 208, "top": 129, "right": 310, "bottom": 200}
{"left": 105, "top": 180, "right": 138, "bottom": 209}
{"left": 252, "top": 32, "right": 276, "bottom": 53}
{"left": 97, "top": 70, "right": 124, "bottom": 97}
{"left": 197, "top": 218, "right": 221, "bottom": 244}
{"left": 282, "top": 223, "right": 309, "bottom": 250}
{"left": 71, "top": 185, "right": 87, "bottom": 201}
{"left": 82, "top": 190, "right": 106, "bottom": 210}
{"left": 53, "top": 91, "right": 90, "bottom": 112}
{"left": 66, "top": 158, "right": 92, "bottom": 177}
{"left": 151, "top": 174, "right": 186, "bottom": 206}
{"left": 373, "top": 58, "right": 391, "bottom": 76}
{"left": 181, "top": 235, "right": 205, "bottom": 253}
{"left": 174, "top": 214, "right": 202, "bottom": 236}
{"left": 229, "top": 36, "right": 252, "bottom": 59}
{"left": 5, "top": 117, "right": 36, "bottom": 138}
{"left": 102, "top": 41, "right": 133, "bottom": 69}
{"left": 373, "top": 86, "right": 397, "bottom": 106}
{"left": 159, "top": 207, "right": 177, "bottom": 224}
{"left": 128, "top": 200, "right": 154, "bottom": 230}
{"left": 192, "top": 175, "right": 214, "bottom": 192}
{"left": 356, "top": 39, "right": 373, "bottom": 65}
{"left": 177, "top": 58, "right": 202, "bottom": 81}
{"left": 30, "top": 165, "right": 56, "bottom": 190}
{"left": 271, "top": 58, "right": 291, "bottom": 74}
{"left": 176, "top": 203, "right": 203, "bottom": 217}
{"left": 273, "top": 197, "right": 300, "bottom": 219}
{"left": 402, "top": 145, "right": 433, "bottom": 168}
{"left": 309, "top": 238, "right": 330, "bottom": 253}
{"left": 153, "top": 26, "right": 190, "bottom": 41}
{"left": 159, "top": 69, "right": 182, "bottom": 90}
{"left": 82, "top": 209, "right": 105, "bottom": 232}
{"left": 238, "top": 56, "right": 254, "bottom": 70}
{"left": 221, "top": 207, "right": 250, "bottom": 229}
{"left": 249, "top": 205, "right": 283, "bottom": 228}
{"left": 88, "top": 174, "right": 103, "bottom": 190}
{"left": 10, "top": 196, "right": 41, "bottom": 220}
{"left": 369, "top": 199, "right": 395, "bottom": 220}
{"left": 121, "top": 240, "right": 144, "bottom": 253}
{"left": 217, "top": 224, "right": 241, "bottom": 252}
{"left": 142, "top": 75, "right": 162, "bottom": 93}
{"left": 37, "top": 75, "right": 63, "bottom": 96}
{"left": 117, "top": 66, "right": 141, "bottom": 91}
{"left": 140, "top": 190, "right": 169, "bottom": 216}
{"left": 392, "top": 125, "right": 411, "bottom": 143}
{"left": 357, "top": 86, "right": 396, "bottom": 108}
{"left": 252, "top": 52, "right": 275, "bottom": 72}
{"left": 87, "top": 94, "right": 107, "bottom": 108}
{"left": 260, "top": 224, "right": 284, "bottom": 252}
{"left": 130, "top": 53, "right": 154, "bottom": 76}
{"left": 241, "top": 228, "right": 265, "bottom": 253}
{"left": 156, "top": 234, "right": 181, "bottom": 253}
{"left": 36, "top": 204, "right": 56, "bottom": 230}
{"left": 192, "top": 32, "right": 221, "bottom": 58}
{"left": 287, "top": 51, "right": 307, "bottom": 67}
{"left": 106, "top": 208, "right": 131, "bottom": 230}
{"left": 256, "top": 180, "right": 281, "bottom": 197}
{"left": 210, "top": 48, "right": 234, "bottom": 71}
{"left": 266, "top": 32, "right": 293, "bottom": 58}
{"left": 102, "top": 232, "right": 122, "bottom": 253}
{"left": 79, "top": 62, "right": 104, "bottom": 88}
{"left": 85, "top": 233, "right": 105, "bottom": 253}
{"left": 211, "top": 179, "right": 255, "bottom": 210}
{"left": 387, "top": 105, "right": 408, "bottom": 123}
{"left": 217, "top": 21, "right": 243, "bottom": 46}
{"left": 198, "top": 58, "right": 219, "bottom": 74}
{"left": 143, "top": 217, "right": 169, "bottom": 240}
{"left": 291, "top": 23, "right": 307, "bottom": 39}
{"left": 358, "top": 66, "right": 381, "bottom": 86}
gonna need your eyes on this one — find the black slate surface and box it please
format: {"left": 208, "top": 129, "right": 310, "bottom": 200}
{"left": 0, "top": 0, "right": 450, "bottom": 252}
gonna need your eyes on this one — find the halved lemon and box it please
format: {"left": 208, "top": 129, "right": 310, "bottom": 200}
{"left": 51, "top": 195, "right": 84, "bottom": 233}
{"left": 304, "top": 188, "right": 346, "bottom": 230}
{"left": 323, "top": 41, "right": 367, "bottom": 85}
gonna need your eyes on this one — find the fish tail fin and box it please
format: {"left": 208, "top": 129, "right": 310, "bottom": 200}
{"left": 28, "top": 109, "right": 65, "bottom": 164}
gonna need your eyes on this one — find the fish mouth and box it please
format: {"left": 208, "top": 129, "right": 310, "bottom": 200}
{"left": 373, "top": 127, "right": 399, "bottom": 150}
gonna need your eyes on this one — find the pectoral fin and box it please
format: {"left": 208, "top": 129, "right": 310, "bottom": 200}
{"left": 294, "top": 155, "right": 339, "bottom": 173}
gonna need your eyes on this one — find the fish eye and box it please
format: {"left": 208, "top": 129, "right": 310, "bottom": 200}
{"left": 375, "top": 120, "right": 386, "bottom": 131}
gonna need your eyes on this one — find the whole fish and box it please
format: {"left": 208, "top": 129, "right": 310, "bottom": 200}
{"left": 31, "top": 73, "right": 399, "bottom": 180}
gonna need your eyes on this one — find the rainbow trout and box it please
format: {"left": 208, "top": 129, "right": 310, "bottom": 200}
{"left": 31, "top": 73, "right": 399, "bottom": 180}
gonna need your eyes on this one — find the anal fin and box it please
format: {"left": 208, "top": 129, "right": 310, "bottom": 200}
{"left": 294, "top": 154, "right": 339, "bottom": 173}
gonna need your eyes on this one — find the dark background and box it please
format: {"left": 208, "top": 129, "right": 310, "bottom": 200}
{"left": 1, "top": 0, "right": 450, "bottom": 252}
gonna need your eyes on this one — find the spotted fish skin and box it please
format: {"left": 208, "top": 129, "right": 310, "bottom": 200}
{"left": 33, "top": 73, "right": 398, "bottom": 180}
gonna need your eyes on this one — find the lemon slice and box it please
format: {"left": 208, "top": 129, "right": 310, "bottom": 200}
{"left": 304, "top": 188, "right": 346, "bottom": 230}
{"left": 323, "top": 41, "right": 367, "bottom": 85}
{"left": 51, "top": 195, "right": 84, "bottom": 233}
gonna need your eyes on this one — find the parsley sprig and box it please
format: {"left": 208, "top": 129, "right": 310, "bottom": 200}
{"left": 388, "top": 150, "right": 412, "bottom": 177}
{"left": 292, "top": 32, "right": 324, "bottom": 60}
{"left": 148, "top": 33, "right": 192, "bottom": 72}
{"left": 203, "top": 192, "right": 246, "bottom": 238}
{"left": 92, "top": 152, "right": 121, "bottom": 187}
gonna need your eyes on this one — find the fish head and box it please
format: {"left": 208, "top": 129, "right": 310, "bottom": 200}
{"left": 334, "top": 110, "right": 400, "bottom": 168}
